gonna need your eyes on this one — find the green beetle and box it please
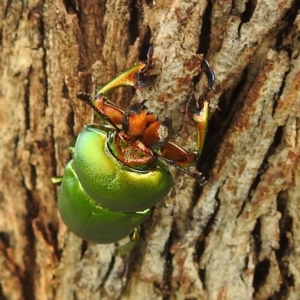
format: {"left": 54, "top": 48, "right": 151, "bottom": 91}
{"left": 54, "top": 46, "right": 215, "bottom": 245}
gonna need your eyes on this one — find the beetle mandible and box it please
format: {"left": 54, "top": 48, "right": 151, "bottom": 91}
{"left": 53, "top": 46, "right": 215, "bottom": 245}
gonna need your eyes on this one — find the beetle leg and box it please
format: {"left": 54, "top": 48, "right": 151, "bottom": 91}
{"left": 187, "top": 59, "right": 215, "bottom": 157}
{"left": 199, "top": 59, "right": 215, "bottom": 98}
{"left": 95, "top": 45, "right": 157, "bottom": 97}
{"left": 77, "top": 92, "right": 121, "bottom": 131}
{"left": 160, "top": 141, "right": 198, "bottom": 166}
{"left": 77, "top": 45, "right": 157, "bottom": 129}
{"left": 95, "top": 63, "right": 156, "bottom": 96}
{"left": 51, "top": 176, "right": 63, "bottom": 185}
{"left": 156, "top": 152, "right": 206, "bottom": 185}
{"left": 186, "top": 94, "right": 209, "bottom": 157}
{"left": 158, "top": 59, "right": 215, "bottom": 184}
{"left": 118, "top": 229, "right": 139, "bottom": 259}
{"left": 159, "top": 141, "right": 208, "bottom": 184}
{"left": 136, "top": 44, "right": 157, "bottom": 88}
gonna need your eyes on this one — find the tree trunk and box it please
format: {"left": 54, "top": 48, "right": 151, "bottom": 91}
{"left": 1, "top": 0, "right": 300, "bottom": 299}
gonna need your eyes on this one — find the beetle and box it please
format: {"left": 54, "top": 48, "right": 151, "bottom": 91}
{"left": 54, "top": 46, "right": 215, "bottom": 245}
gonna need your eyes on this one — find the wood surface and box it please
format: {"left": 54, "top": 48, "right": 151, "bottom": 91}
{"left": 0, "top": 0, "right": 299, "bottom": 299}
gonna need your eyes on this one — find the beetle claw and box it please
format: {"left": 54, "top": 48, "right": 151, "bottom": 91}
{"left": 201, "top": 59, "right": 215, "bottom": 90}
{"left": 136, "top": 74, "right": 157, "bottom": 89}
{"left": 194, "top": 173, "right": 207, "bottom": 186}
{"left": 187, "top": 94, "right": 199, "bottom": 116}
{"left": 77, "top": 92, "right": 91, "bottom": 102}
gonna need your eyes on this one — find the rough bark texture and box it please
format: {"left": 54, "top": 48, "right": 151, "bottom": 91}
{"left": 1, "top": 0, "right": 300, "bottom": 299}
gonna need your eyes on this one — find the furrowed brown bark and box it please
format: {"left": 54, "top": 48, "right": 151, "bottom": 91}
{"left": 0, "top": 0, "right": 300, "bottom": 299}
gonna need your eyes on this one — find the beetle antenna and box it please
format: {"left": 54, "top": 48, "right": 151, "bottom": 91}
{"left": 156, "top": 154, "right": 206, "bottom": 185}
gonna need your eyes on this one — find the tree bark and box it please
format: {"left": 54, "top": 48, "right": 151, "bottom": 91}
{"left": 1, "top": 0, "right": 300, "bottom": 299}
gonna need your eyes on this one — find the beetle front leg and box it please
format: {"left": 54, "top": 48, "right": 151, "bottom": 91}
{"left": 187, "top": 94, "right": 210, "bottom": 158}
{"left": 187, "top": 59, "right": 215, "bottom": 157}
{"left": 94, "top": 45, "right": 157, "bottom": 97}
{"left": 77, "top": 45, "right": 157, "bottom": 129}
{"left": 158, "top": 59, "right": 215, "bottom": 184}
{"left": 77, "top": 92, "right": 123, "bottom": 130}
{"left": 158, "top": 142, "right": 206, "bottom": 184}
